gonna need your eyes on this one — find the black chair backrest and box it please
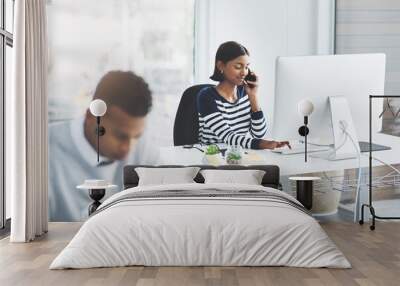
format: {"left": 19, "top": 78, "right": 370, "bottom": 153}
{"left": 173, "top": 84, "right": 214, "bottom": 146}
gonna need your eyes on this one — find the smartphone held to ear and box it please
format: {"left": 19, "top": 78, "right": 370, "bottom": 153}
{"left": 244, "top": 69, "right": 257, "bottom": 88}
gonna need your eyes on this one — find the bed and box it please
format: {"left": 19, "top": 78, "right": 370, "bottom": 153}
{"left": 50, "top": 165, "right": 350, "bottom": 269}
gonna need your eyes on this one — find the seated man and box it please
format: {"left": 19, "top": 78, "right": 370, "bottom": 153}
{"left": 49, "top": 70, "right": 154, "bottom": 221}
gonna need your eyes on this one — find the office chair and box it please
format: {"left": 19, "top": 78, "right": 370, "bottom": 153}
{"left": 173, "top": 84, "right": 214, "bottom": 146}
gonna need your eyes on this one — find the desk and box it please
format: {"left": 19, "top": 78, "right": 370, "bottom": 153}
{"left": 158, "top": 133, "right": 400, "bottom": 222}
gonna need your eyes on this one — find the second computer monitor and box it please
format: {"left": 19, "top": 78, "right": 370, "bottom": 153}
{"left": 272, "top": 54, "right": 386, "bottom": 145}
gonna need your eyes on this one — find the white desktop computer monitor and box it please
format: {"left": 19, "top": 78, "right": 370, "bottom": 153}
{"left": 272, "top": 54, "right": 386, "bottom": 149}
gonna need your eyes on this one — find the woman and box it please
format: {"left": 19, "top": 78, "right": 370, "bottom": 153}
{"left": 197, "top": 41, "right": 290, "bottom": 149}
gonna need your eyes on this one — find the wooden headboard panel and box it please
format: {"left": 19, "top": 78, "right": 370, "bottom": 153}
{"left": 123, "top": 165, "right": 280, "bottom": 190}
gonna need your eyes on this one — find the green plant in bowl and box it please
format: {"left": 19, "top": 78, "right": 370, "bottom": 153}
{"left": 227, "top": 153, "right": 241, "bottom": 160}
{"left": 204, "top": 144, "right": 222, "bottom": 165}
{"left": 205, "top": 144, "right": 220, "bottom": 155}
{"left": 226, "top": 147, "right": 242, "bottom": 164}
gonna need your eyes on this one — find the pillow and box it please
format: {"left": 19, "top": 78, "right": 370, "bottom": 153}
{"left": 135, "top": 167, "right": 201, "bottom": 186}
{"left": 200, "top": 169, "right": 266, "bottom": 185}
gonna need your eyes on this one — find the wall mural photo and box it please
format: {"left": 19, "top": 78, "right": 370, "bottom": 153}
{"left": 47, "top": 0, "right": 336, "bottom": 222}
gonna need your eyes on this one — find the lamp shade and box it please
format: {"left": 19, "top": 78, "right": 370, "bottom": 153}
{"left": 297, "top": 99, "right": 314, "bottom": 116}
{"left": 89, "top": 99, "right": 107, "bottom": 117}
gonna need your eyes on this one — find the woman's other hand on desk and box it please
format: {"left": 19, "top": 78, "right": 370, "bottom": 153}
{"left": 259, "top": 140, "right": 291, "bottom": 150}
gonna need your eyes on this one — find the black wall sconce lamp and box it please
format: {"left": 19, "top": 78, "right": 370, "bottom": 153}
{"left": 297, "top": 99, "right": 314, "bottom": 162}
{"left": 89, "top": 99, "right": 107, "bottom": 162}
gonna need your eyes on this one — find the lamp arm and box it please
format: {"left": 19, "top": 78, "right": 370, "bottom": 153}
{"left": 97, "top": 117, "right": 100, "bottom": 162}
{"left": 304, "top": 116, "right": 308, "bottom": 162}
{"left": 95, "top": 117, "right": 106, "bottom": 163}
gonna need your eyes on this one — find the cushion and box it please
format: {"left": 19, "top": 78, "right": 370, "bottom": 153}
{"left": 135, "top": 167, "right": 201, "bottom": 186}
{"left": 200, "top": 169, "right": 266, "bottom": 185}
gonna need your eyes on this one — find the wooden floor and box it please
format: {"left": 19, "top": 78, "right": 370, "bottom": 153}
{"left": 1, "top": 221, "right": 400, "bottom": 286}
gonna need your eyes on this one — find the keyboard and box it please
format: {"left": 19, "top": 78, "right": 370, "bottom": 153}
{"left": 272, "top": 143, "right": 330, "bottom": 155}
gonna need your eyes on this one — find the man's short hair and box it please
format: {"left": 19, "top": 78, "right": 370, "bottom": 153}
{"left": 93, "top": 70, "right": 152, "bottom": 117}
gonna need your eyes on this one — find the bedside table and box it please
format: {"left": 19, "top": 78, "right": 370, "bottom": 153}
{"left": 289, "top": 177, "right": 321, "bottom": 210}
{"left": 77, "top": 180, "right": 117, "bottom": 215}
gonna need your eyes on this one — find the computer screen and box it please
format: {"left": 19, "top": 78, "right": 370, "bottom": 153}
{"left": 272, "top": 54, "right": 386, "bottom": 145}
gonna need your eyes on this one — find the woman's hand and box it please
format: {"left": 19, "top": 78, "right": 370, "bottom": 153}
{"left": 244, "top": 71, "right": 260, "bottom": 112}
{"left": 244, "top": 71, "right": 259, "bottom": 98}
{"left": 259, "top": 140, "right": 291, "bottom": 150}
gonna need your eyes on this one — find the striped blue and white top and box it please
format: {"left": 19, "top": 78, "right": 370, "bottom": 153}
{"left": 197, "top": 86, "right": 267, "bottom": 149}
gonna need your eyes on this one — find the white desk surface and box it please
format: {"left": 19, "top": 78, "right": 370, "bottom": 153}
{"left": 158, "top": 133, "right": 400, "bottom": 176}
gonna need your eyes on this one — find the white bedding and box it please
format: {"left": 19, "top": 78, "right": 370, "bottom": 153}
{"left": 50, "top": 183, "right": 351, "bottom": 269}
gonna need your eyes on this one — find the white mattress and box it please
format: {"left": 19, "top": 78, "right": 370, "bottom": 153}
{"left": 50, "top": 183, "right": 350, "bottom": 269}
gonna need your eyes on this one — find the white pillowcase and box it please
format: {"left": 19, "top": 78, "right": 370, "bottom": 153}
{"left": 135, "top": 167, "right": 200, "bottom": 186}
{"left": 200, "top": 169, "right": 266, "bottom": 185}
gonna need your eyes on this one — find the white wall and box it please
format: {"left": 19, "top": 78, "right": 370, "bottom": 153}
{"left": 336, "top": 0, "right": 400, "bottom": 95}
{"left": 195, "top": 0, "right": 335, "bottom": 136}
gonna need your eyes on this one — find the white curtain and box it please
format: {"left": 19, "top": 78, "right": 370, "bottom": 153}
{"left": 9, "top": 0, "right": 48, "bottom": 242}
